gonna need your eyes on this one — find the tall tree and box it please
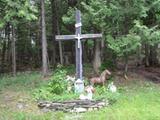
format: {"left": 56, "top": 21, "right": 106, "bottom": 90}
{"left": 51, "top": 0, "right": 64, "bottom": 66}
{"left": 41, "top": 0, "right": 49, "bottom": 76}
{"left": 93, "top": 40, "right": 101, "bottom": 74}
{"left": 51, "top": 0, "right": 57, "bottom": 66}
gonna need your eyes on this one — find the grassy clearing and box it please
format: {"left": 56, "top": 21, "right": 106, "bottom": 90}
{"left": 0, "top": 71, "right": 160, "bottom": 120}
{"left": 0, "top": 72, "right": 44, "bottom": 91}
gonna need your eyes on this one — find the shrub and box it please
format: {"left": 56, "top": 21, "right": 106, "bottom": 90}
{"left": 33, "top": 66, "right": 69, "bottom": 100}
{"left": 48, "top": 68, "right": 67, "bottom": 95}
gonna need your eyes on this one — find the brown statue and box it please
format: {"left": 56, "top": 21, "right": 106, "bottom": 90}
{"left": 89, "top": 69, "right": 111, "bottom": 86}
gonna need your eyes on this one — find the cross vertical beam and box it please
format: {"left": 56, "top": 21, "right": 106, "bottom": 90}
{"left": 75, "top": 10, "right": 82, "bottom": 80}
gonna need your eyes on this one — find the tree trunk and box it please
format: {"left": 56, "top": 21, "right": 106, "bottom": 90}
{"left": 124, "top": 53, "right": 128, "bottom": 75}
{"left": 145, "top": 44, "right": 150, "bottom": 67}
{"left": 58, "top": 40, "right": 63, "bottom": 65}
{"left": 11, "top": 26, "right": 16, "bottom": 76}
{"left": 93, "top": 40, "right": 101, "bottom": 74}
{"left": 51, "top": 0, "right": 63, "bottom": 66}
{"left": 1, "top": 26, "right": 9, "bottom": 73}
{"left": 1, "top": 39, "right": 6, "bottom": 73}
{"left": 157, "top": 44, "right": 160, "bottom": 65}
{"left": 101, "top": 31, "right": 105, "bottom": 62}
{"left": 57, "top": 15, "right": 63, "bottom": 65}
{"left": 51, "top": 0, "right": 57, "bottom": 66}
{"left": 7, "top": 24, "right": 11, "bottom": 72}
{"left": 41, "top": 0, "right": 48, "bottom": 76}
{"left": 149, "top": 45, "right": 158, "bottom": 66}
{"left": 136, "top": 46, "right": 141, "bottom": 67}
{"left": 83, "top": 41, "right": 88, "bottom": 63}
{"left": 35, "top": 17, "right": 42, "bottom": 68}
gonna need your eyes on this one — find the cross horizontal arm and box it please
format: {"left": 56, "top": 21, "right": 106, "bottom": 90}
{"left": 56, "top": 35, "right": 76, "bottom": 41}
{"left": 56, "top": 34, "right": 102, "bottom": 41}
{"left": 81, "top": 34, "right": 102, "bottom": 39}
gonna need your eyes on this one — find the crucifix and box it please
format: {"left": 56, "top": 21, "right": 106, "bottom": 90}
{"left": 56, "top": 10, "right": 102, "bottom": 93}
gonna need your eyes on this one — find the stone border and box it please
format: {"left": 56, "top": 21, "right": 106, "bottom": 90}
{"left": 38, "top": 99, "right": 109, "bottom": 113}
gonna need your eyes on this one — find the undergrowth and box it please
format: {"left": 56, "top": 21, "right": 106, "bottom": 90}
{"left": 0, "top": 66, "right": 160, "bottom": 120}
{"left": 33, "top": 65, "right": 77, "bottom": 101}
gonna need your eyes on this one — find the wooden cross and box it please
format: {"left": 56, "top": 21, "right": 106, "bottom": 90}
{"left": 56, "top": 10, "right": 102, "bottom": 92}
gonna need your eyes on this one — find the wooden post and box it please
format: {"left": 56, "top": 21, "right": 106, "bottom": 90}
{"left": 75, "top": 10, "right": 83, "bottom": 80}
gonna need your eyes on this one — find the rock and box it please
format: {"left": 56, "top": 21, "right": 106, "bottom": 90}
{"left": 16, "top": 103, "right": 26, "bottom": 109}
{"left": 88, "top": 108, "right": 93, "bottom": 111}
{"left": 79, "top": 94, "right": 87, "bottom": 100}
{"left": 73, "top": 108, "right": 87, "bottom": 113}
{"left": 98, "top": 106, "right": 103, "bottom": 109}
{"left": 41, "top": 108, "right": 50, "bottom": 113}
{"left": 46, "top": 103, "right": 50, "bottom": 108}
{"left": 97, "top": 102, "right": 106, "bottom": 106}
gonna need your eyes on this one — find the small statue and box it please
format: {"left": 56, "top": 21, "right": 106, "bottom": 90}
{"left": 108, "top": 82, "right": 117, "bottom": 93}
{"left": 79, "top": 85, "right": 95, "bottom": 100}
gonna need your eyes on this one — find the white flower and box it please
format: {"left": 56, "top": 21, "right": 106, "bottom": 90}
{"left": 66, "top": 75, "right": 75, "bottom": 82}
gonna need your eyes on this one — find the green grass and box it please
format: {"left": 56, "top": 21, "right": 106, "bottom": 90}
{"left": 82, "top": 86, "right": 160, "bottom": 120}
{"left": 0, "top": 72, "right": 45, "bottom": 91}
{"left": 0, "top": 71, "right": 160, "bottom": 120}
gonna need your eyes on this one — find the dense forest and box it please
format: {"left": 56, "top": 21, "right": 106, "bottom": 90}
{"left": 0, "top": 0, "right": 160, "bottom": 76}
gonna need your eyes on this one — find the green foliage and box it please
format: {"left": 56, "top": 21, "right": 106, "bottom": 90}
{"left": 33, "top": 86, "right": 78, "bottom": 101}
{"left": 87, "top": 40, "right": 94, "bottom": 48}
{"left": 62, "top": 8, "right": 75, "bottom": 25}
{"left": 107, "top": 34, "right": 141, "bottom": 57}
{"left": 60, "top": 65, "right": 75, "bottom": 75}
{"left": 33, "top": 86, "right": 53, "bottom": 100}
{"left": 94, "top": 86, "right": 119, "bottom": 104}
{"left": 81, "top": 0, "right": 111, "bottom": 30}
{"left": 49, "top": 67, "right": 68, "bottom": 95}
{"left": 0, "top": 0, "right": 37, "bottom": 28}
{"left": 133, "top": 20, "right": 160, "bottom": 45}
{"left": 33, "top": 66, "right": 69, "bottom": 100}
{"left": 100, "top": 60, "right": 116, "bottom": 71}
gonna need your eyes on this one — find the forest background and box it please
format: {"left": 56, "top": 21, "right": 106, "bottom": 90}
{"left": 0, "top": 0, "right": 160, "bottom": 76}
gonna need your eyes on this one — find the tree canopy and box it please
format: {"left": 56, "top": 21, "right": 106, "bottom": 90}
{"left": 0, "top": 0, "right": 160, "bottom": 75}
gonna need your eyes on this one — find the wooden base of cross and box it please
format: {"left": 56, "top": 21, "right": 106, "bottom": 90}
{"left": 56, "top": 10, "right": 102, "bottom": 93}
